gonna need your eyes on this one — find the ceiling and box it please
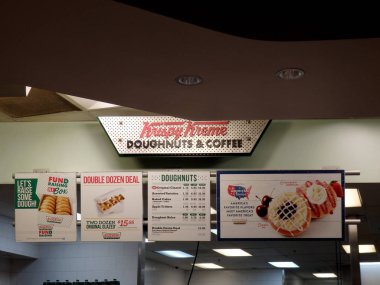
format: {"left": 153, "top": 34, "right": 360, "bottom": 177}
{"left": 0, "top": 0, "right": 380, "bottom": 121}
{"left": 1, "top": 0, "right": 380, "bottom": 282}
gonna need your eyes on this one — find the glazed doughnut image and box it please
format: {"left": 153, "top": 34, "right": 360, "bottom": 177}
{"left": 55, "top": 196, "right": 72, "bottom": 215}
{"left": 296, "top": 180, "right": 337, "bottom": 219}
{"left": 38, "top": 195, "right": 72, "bottom": 215}
{"left": 97, "top": 194, "right": 125, "bottom": 213}
{"left": 268, "top": 192, "right": 311, "bottom": 237}
{"left": 39, "top": 195, "right": 56, "bottom": 214}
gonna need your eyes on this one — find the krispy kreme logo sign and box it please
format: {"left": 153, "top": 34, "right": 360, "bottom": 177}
{"left": 99, "top": 116, "right": 270, "bottom": 156}
{"left": 102, "top": 232, "right": 122, "bottom": 239}
{"left": 140, "top": 120, "right": 228, "bottom": 139}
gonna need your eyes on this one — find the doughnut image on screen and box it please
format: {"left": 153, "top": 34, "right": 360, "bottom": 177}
{"left": 265, "top": 180, "right": 343, "bottom": 237}
{"left": 268, "top": 192, "right": 311, "bottom": 237}
{"left": 296, "top": 180, "right": 337, "bottom": 219}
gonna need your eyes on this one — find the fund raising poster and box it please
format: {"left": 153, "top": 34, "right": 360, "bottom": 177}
{"left": 15, "top": 172, "right": 77, "bottom": 242}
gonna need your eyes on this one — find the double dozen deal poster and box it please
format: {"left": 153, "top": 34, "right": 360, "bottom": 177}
{"left": 217, "top": 170, "right": 345, "bottom": 240}
{"left": 15, "top": 173, "right": 77, "bottom": 242}
{"left": 80, "top": 172, "right": 143, "bottom": 241}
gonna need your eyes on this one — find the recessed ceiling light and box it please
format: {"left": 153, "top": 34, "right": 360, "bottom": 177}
{"left": 25, "top": 86, "right": 32, "bottom": 96}
{"left": 213, "top": 249, "right": 252, "bottom": 257}
{"left": 156, "top": 250, "right": 194, "bottom": 258}
{"left": 175, "top": 75, "right": 203, "bottom": 86}
{"left": 268, "top": 262, "right": 299, "bottom": 268}
{"left": 195, "top": 263, "right": 223, "bottom": 269}
{"left": 345, "top": 188, "right": 362, "bottom": 207}
{"left": 342, "top": 244, "right": 376, "bottom": 254}
{"left": 210, "top": 207, "right": 217, "bottom": 214}
{"left": 211, "top": 229, "right": 218, "bottom": 235}
{"left": 313, "top": 273, "right": 337, "bottom": 278}
{"left": 276, "top": 68, "right": 305, "bottom": 80}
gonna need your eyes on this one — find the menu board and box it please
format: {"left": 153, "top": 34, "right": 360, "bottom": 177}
{"left": 217, "top": 170, "right": 345, "bottom": 240}
{"left": 148, "top": 171, "right": 211, "bottom": 241}
{"left": 81, "top": 172, "right": 143, "bottom": 241}
{"left": 15, "top": 173, "right": 77, "bottom": 242}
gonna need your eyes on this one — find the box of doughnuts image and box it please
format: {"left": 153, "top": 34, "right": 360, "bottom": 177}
{"left": 94, "top": 188, "right": 126, "bottom": 215}
{"left": 38, "top": 194, "right": 74, "bottom": 227}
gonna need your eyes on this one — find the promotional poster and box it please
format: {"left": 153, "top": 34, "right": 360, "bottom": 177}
{"left": 80, "top": 172, "right": 143, "bottom": 241}
{"left": 15, "top": 172, "right": 77, "bottom": 242}
{"left": 217, "top": 170, "right": 345, "bottom": 240}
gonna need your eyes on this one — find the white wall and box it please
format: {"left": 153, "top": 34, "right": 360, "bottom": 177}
{"left": 216, "top": 119, "right": 380, "bottom": 183}
{"left": 0, "top": 122, "right": 142, "bottom": 184}
{"left": 186, "top": 269, "right": 283, "bottom": 285}
{"left": 1, "top": 119, "right": 380, "bottom": 184}
{"left": 10, "top": 239, "right": 139, "bottom": 285}
{"left": 145, "top": 259, "right": 186, "bottom": 285}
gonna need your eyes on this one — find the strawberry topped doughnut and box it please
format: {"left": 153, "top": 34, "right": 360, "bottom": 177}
{"left": 296, "top": 180, "right": 337, "bottom": 219}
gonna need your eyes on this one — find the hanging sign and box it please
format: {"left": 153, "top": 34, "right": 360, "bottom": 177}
{"left": 99, "top": 116, "right": 270, "bottom": 156}
{"left": 15, "top": 172, "right": 77, "bottom": 242}
{"left": 148, "top": 171, "right": 211, "bottom": 241}
{"left": 81, "top": 172, "right": 143, "bottom": 241}
{"left": 217, "top": 170, "right": 345, "bottom": 240}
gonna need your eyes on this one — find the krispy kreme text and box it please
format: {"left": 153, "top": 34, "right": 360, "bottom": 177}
{"left": 124, "top": 120, "right": 244, "bottom": 151}
{"left": 140, "top": 121, "right": 228, "bottom": 139}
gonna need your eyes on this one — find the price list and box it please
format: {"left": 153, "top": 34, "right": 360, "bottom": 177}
{"left": 148, "top": 171, "right": 211, "bottom": 241}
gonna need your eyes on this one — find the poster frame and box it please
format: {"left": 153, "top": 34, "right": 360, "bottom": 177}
{"left": 217, "top": 169, "right": 345, "bottom": 241}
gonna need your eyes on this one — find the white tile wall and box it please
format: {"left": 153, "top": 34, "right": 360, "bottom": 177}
{"left": 145, "top": 260, "right": 186, "bottom": 285}
{"left": 284, "top": 273, "right": 303, "bottom": 285}
{"left": 0, "top": 259, "right": 11, "bottom": 285}
{"left": 0, "top": 216, "right": 38, "bottom": 258}
{"left": 187, "top": 269, "right": 283, "bottom": 285}
{"left": 9, "top": 237, "right": 139, "bottom": 285}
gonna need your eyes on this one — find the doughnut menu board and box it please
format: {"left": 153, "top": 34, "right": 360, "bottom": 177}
{"left": 148, "top": 171, "right": 211, "bottom": 241}
{"left": 15, "top": 173, "right": 77, "bottom": 242}
{"left": 81, "top": 172, "right": 143, "bottom": 241}
{"left": 217, "top": 170, "right": 345, "bottom": 240}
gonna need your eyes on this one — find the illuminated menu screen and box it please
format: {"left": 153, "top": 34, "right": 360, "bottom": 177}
{"left": 217, "top": 170, "right": 345, "bottom": 240}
